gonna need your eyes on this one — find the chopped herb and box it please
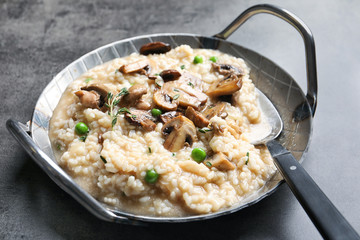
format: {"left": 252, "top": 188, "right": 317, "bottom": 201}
{"left": 148, "top": 147, "right": 152, "bottom": 153}
{"left": 199, "top": 127, "right": 212, "bottom": 133}
{"left": 173, "top": 88, "right": 180, "bottom": 92}
{"left": 106, "top": 89, "right": 129, "bottom": 130}
{"left": 118, "top": 107, "right": 131, "bottom": 114}
{"left": 155, "top": 81, "right": 162, "bottom": 88}
{"left": 205, "top": 161, "right": 212, "bottom": 167}
{"left": 131, "top": 114, "right": 137, "bottom": 119}
{"left": 173, "top": 94, "right": 180, "bottom": 100}
{"left": 130, "top": 83, "right": 134, "bottom": 86}
{"left": 56, "top": 144, "right": 61, "bottom": 150}
{"left": 188, "top": 82, "right": 194, "bottom": 88}
{"left": 111, "top": 118, "right": 117, "bottom": 128}
{"left": 116, "top": 88, "right": 129, "bottom": 97}
{"left": 172, "top": 153, "right": 176, "bottom": 157}
{"left": 79, "top": 135, "right": 87, "bottom": 142}
{"left": 115, "top": 69, "right": 120, "bottom": 74}
{"left": 85, "top": 78, "right": 92, "bottom": 83}
{"left": 154, "top": 73, "right": 159, "bottom": 76}
{"left": 100, "top": 155, "right": 107, "bottom": 163}
{"left": 180, "top": 65, "right": 185, "bottom": 70}
{"left": 245, "top": 152, "right": 249, "bottom": 165}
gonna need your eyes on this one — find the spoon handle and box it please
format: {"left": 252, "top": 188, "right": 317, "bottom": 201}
{"left": 267, "top": 140, "right": 360, "bottom": 240}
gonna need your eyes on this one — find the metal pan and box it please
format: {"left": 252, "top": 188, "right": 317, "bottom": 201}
{"left": 6, "top": 4, "right": 317, "bottom": 225}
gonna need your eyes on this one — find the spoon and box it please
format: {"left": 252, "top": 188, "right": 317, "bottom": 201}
{"left": 252, "top": 89, "right": 360, "bottom": 240}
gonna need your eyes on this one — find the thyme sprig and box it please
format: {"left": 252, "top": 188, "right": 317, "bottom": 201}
{"left": 105, "top": 88, "right": 129, "bottom": 129}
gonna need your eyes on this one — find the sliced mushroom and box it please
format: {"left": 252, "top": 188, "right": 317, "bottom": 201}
{"left": 119, "top": 59, "right": 151, "bottom": 75}
{"left": 178, "top": 72, "right": 202, "bottom": 89}
{"left": 124, "top": 109, "right": 156, "bottom": 131}
{"left": 212, "top": 63, "right": 243, "bottom": 76}
{"left": 159, "top": 111, "right": 183, "bottom": 124}
{"left": 140, "top": 42, "right": 171, "bottom": 55}
{"left": 161, "top": 116, "right": 197, "bottom": 152}
{"left": 185, "top": 106, "right": 209, "bottom": 128}
{"left": 161, "top": 81, "right": 208, "bottom": 110}
{"left": 121, "top": 84, "right": 146, "bottom": 103}
{"left": 135, "top": 99, "right": 152, "bottom": 110}
{"left": 153, "top": 90, "right": 178, "bottom": 111}
{"left": 75, "top": 90, "right": 100, "bottom": 109}
{"left": 160, "top": 69, "right": 181, "bottom": 82}
{"left": 206, "top": 73, "right": 243, "bottom": 97}
{"left": 202, "top": 102, "right": 227, "bottom": 120}
{"left": 204, "top": 152, "right": 235, "bottom": 171}
{"left": 75, "top": 84, "right": 111, "bottom": 110}
{"left": 206, "top": 63, "right": 244, "bottom": 97}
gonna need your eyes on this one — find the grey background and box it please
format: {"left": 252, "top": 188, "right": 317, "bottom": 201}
{"left": 1, "top": 0, "right": 359, "bottom": 239}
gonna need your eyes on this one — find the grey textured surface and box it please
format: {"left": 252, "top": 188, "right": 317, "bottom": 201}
{"left": 1, "top": 0, "right": 359, "bottom": 239}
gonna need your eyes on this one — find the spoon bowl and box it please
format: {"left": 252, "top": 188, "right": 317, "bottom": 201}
{"left": 252, "top": 88, "right": 359, "bottom": 239}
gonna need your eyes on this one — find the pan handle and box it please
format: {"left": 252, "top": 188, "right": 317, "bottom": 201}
{"left": 214, "top": 4, "right": 317, "bottom": 116}
{"left": 6, "top": 119, "right": 145, "bottom": 226}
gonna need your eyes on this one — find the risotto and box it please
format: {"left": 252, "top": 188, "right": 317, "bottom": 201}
{"left": 49, "top": 42, "right": 276, "bottom": 216}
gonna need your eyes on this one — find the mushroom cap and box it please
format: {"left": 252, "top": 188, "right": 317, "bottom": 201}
{"left": 161, "top": 116, "right": 197, "bottom": 152}
{"left": 185, "top": 106, "right": 209, "bottom": 128}
{"left": 160, "top": 69, "right": 181, "bottom": 82}
{"left": 206, "top": 74, "right": 243, "bottom": 97}
{"left": 206, "top": 63, "right": 244, "bottom": 97}
{"left": 140, "top": 42, "right": 171, "bottom": 55}
{"left": 76, "top": 84, "right": 112, "bottom": 110}
{"left": 153, "top": 90, "right": 178, "bottom": 111}
{"left": 204, "top": 152, "right": 235, "bottom": 171}
{"left": 124, "top": 109, "right": 156, "bottom": 131}
{"left": 75, "top": 90, "right": 100, "bottom": 109}
{"left": 119, "top": 59, "right": 151, "bottom": 75}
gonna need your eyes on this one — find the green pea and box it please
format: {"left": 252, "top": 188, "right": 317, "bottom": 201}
{"left": 209, "top": 56, "right": 218, "bottom": 63}
{"left": 75, "top": 122, "right": 89, "bottom": 135}
{"left": 145, "top": 169, "right": 159, "bottom": 184}
{"left": 151, "top": 108, "right": 162, "bottom": 117}
{"left": 193, "top": 55, "right": 203, "bottom": 64}
{"left": 191, "top": 148, "right": 207, "bottom": 163}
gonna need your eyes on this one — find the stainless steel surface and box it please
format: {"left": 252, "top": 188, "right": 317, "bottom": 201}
{"left": 7, "top": 4, "right": 316, "bottom": 224}
{"left": 250, "top": 89, "right": 283, "bottom": 145}
{"left": 214, "top": 4, "right": 317, "bottom": 115}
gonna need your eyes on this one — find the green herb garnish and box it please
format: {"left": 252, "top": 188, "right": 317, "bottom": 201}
{"left": 56, "top": 144, "right": 61, "bottom": 150}
{"left": 172, "top": 153, "right": 176, "bottom": 157}
{"left": 100, "top": 155, "right": 107, "bottom": 163}
{"left": 205, "top": 161, "right": 212, "bottom": 167}
{"left": 173, "top": 88, "right": 180, "bottom": 92}
{"left": 180, "top": 65, "right": 185, "bottom": 70}
{"left": 106, "top": 88, "right": 129, "bottom": 129}
{"left": 155, "top": 80, "right": 162, "bottom": 88}
{"left": 118, "top": 107, "right": 131, "bottom": 114}
{"left": 148, "top": 147, "right": 152, "bottom": 153}
{"left": 199, "top": 127, "right": 212, "bottom": 133}
{"left": 85, "top": 78, "right": 92, "bottom": 83}
{"left": 188, "top": 82, "right": 194, "bottom": 88}
{"left": 173, "top": 94, "right": 180, "bottom": 100}
{"left": 154, "top": 73, "right": 159, "bottom": 76}
{"left": 245, "top": 152, "right": 249, "bottom": 165}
